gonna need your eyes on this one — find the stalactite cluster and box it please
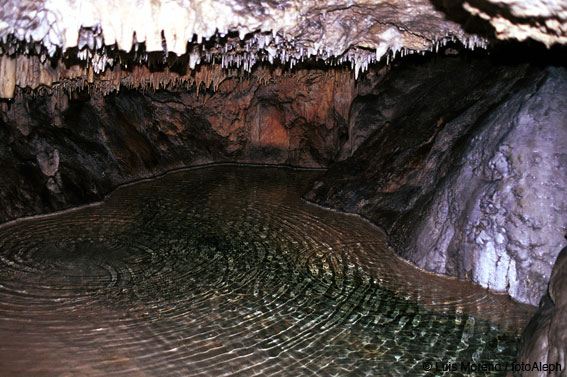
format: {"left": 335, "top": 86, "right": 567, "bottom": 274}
{"left": 0, "top": 29, "right": 487, "bottom": 100}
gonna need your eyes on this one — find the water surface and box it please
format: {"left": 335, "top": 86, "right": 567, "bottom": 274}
{"left": 0, "top": 166, "right": 534, "bottom": 376}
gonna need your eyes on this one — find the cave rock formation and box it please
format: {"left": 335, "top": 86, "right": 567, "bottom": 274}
{"left": 306, "top": 62, "right": 567, "bottom": 306}
{"left": 2, "top": 0, "right": 567, "bottom": 373}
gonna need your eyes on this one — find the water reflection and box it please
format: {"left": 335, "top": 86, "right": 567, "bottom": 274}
{"left": 0, "top": 166, "right": 534, "bottom": 376}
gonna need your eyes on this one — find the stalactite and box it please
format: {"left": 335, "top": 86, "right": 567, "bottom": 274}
{"left": 0, "top": 55, "right": 16, "bottom": 98}
{"left": 0, "top": 12, "right": 491, "bottom": 100}
{"left": 3, "top": 51, "right": 330, "bottom": 99}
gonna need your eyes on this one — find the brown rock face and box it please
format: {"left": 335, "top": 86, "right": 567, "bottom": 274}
{"left": 0, "top": 67, "right": 354, "bottom": 224}
{"left": 517, "top": 246, "right": 567, "bottom": 377}
{"left": 200, "top": 69, "right": 355, "bottom": 166}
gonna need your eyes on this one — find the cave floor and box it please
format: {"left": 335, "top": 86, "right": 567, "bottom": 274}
{"left": 0, "top": 165, "right": 535, "bottom": 376}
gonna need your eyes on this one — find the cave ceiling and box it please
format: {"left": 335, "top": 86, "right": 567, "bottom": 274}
{"left": 0, "top": 0, "right": 566, "bottom": 99}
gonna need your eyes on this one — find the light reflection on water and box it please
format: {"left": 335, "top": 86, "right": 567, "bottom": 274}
{"left": 0, "top": 166, "right": 534, "bottom": 376}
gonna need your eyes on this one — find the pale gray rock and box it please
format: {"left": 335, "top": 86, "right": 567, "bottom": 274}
{"left": 0, "top": 0, "right": 483, "bottom": 60}
{"left": 36, "top": 148, "right": 59, "bottom": 177}
{"left": 409, "top": 66, "right": 567, "bottom": 305}
{"left": 462, "top": 0, "right": 567, "bottom": 46}
{"left": 306, "top": 62, "right": 567, "bottom": 306}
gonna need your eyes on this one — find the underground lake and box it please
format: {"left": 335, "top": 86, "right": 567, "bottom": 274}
{"left": 0, "top": 165, "right": 535, "bottom": 376}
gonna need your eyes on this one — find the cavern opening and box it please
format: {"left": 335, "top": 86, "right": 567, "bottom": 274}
{"left": 1, "top": 1, "right": 566, "bottom": 376}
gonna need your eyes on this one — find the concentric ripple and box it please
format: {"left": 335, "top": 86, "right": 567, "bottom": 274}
{"left": 0, "top": 166, "right": 534, "bottom": 376}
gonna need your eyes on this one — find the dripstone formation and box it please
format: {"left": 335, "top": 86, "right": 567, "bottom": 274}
{"left": 1, "top": 1, "right": 567, "bottom": 374}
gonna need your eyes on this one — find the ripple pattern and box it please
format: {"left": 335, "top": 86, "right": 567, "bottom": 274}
{"left": 0, "top": 166, "right": 534, "bottom": 376}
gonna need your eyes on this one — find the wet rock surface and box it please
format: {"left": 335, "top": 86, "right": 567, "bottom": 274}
{"left": 305, "top": 59, "right": 567, "bottom": 306}
{"left": 0, "top": 69, "right": 353, "bottom": 224}
{"left": 517, "top": 245, "right": 567, "bottom": 377}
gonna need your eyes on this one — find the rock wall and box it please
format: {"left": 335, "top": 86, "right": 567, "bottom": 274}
{"left": 2, "top": 45, "right": 567, "bottom": 370}
{"left": 413, "top": 66, "right": 567, "bottom": 306}
{"left": 517, "top": 245, "right": 567, "bottom": 377}
{"left": 3, "top": 51, "right": 566, "bottom": 309}
{"left": 305, "top": 57, "right": 567, "bottom": 306}
{"left": 0, "top": 68, "right": 354, "bottom": 224}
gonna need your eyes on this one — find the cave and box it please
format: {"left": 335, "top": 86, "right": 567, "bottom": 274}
{"left": 1, "top": 1, "right": 566, "bottom": 376}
